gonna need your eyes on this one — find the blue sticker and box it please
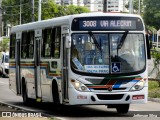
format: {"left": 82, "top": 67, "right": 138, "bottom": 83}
{"left": 112, "top": 62, "right": 121, "bottom": 73}
{"left": 72, "top": 57, "right": 84, "bottom": 70}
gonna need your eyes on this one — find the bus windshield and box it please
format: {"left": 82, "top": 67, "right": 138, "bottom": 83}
{"left": 71, "top": 33, "right": 145, "bottom": 74}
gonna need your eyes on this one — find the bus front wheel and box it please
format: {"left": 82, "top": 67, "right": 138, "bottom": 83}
{"left": 52, "top": 81, "right": 60, "bottom": 105}
{"left": 116, "top": 104, "right": 129, "bottom": 114}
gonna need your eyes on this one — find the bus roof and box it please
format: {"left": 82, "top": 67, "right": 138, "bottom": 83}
{"left": 11, "top": 12, "right": 142, "bottom": 33}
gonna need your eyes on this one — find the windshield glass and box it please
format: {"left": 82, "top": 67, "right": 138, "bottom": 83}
{"left": 5, "top": 55, "right": 9, "bottom": 63}
{"left": 71, "top": 33, "right": 145, "bottom": 74}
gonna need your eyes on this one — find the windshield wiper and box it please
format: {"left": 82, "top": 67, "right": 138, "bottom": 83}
{"left": 88, "top": 31, "right": 102, "bottom": 54}
{"left": 117, "top": 31, "right": 129, "bottom": 49}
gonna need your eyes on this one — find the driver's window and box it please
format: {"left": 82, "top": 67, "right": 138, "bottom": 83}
{"left": 110, "top": 34, "right": 121, "bottom": 57}
{"left": 2, "top": 55, "right": 4, "bottom": 63}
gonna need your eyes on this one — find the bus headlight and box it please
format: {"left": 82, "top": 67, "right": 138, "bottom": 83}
{"left": 71, "top": 79, "right": 90, "bottom": 92}
{"left": 5, "top": 65, "right": 8, "bottom": 69}
{"left": 130, "top": 80, "right": 145, "bottom": 91}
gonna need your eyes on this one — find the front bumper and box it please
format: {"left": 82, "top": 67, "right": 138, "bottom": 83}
{"left": 68, "top": 87, "right": 148, "bottom": 105}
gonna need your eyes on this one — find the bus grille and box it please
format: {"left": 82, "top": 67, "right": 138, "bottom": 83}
{"left": 96, "top": 94, "right": 124, "bottom": 100}
{"left": 92, "top": 88, "right": 126, "bottom": 91}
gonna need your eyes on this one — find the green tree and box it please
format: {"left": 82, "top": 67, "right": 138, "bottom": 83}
{"left": 67, "top": 5, "right": 89, "bottom": 15}
{"left": 41, "top": 0, "right": 59, "bottom": 20}
{"left": 2, "top": 0, "right": 89, "bottom": 26}
{"left": 125, "top": 0, "right": 138, "bottom": 11}
{"left": 143, "top": 0, "right": 160, "bottom": 30}
{"left": 125, "top": 0, "right": 144, "bottom": 14}
{"left": 0, "top": 38, "right": 10, "bottom": 52}
{"left": 2, "top": 0, "right": 32, "bottom": 25}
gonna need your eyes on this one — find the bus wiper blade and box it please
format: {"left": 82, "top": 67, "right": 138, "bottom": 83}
{"left": 117, "top": 31, "right": 129, "bottom": 49}
{"left": 88, "top": 31, "right": 102, "bottom": 53}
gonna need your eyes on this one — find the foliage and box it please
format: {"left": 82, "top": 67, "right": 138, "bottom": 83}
{"left": 125, "top": 0, "right": 144, "bottom": 14}
{"left": 146, "top": 26, "right": 157, "bottom": 33}
{"left": 41, "top": 0, "right": 59, "bottom": 20}
{"left": 150, "top": 50, "right": 160, "bottom": 87}
{"left": 0, "top": 37, "right": 10, "bottom": 52}
{"left": 49, "top": 117, "right": 60, "bottom": 120}
{"left": 143, "top": 0, "right": 160, "bottom": 30}
{"left": 1, "top": 0, "right": 90, "bottom": 26}
{"left": 148, "top": 81, "right": 160, "bottom": 98}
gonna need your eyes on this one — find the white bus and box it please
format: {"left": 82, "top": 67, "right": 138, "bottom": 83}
{"left": 9, "top": 13, "right": 150, "bottom": 113}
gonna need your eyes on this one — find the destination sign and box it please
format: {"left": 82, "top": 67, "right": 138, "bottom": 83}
{"left": 80, "top": 20, "right": 136, "bottom": 29}
{"left": 72, "top": 17, "right": 143, "bottom": 31}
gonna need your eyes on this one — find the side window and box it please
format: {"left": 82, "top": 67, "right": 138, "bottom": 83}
{"left": 51, "top": 27, "right": 61, "bottom": 58}
{"left": 2, "top": 55, "right": 4, "bottom": 63}
{"left": 21, "top": 31, "right": 34, "bottom": 59}
{"left": 28, "top": 31, "right": 34, "bottom": 58}
{"left": 21, "top": 32, "right": 28, "bottom": 59}
{"left": 42, "top": 28, "right": 52, "bottom": 58}
{"left": 10, "top": 34, "right": 16, "bottom": 59}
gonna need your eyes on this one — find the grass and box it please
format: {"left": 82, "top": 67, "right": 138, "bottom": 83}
{"left": 49, "top": 117, "right": 61, "bottom": 120}
{"left": 148, "top": 80, "right": 160, "bottom": 98}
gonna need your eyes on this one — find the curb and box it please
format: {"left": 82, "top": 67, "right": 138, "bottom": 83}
{"left": 148, "top": 98, "right": 160, "bottom": 103}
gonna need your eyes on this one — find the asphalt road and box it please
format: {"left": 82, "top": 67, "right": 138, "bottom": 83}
{"left": 0, "top": 59, "right": 159, "bottom": 120}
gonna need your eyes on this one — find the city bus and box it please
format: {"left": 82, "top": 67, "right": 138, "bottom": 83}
{"left": 9, "top": 12, "right": 150, "bottom": 113}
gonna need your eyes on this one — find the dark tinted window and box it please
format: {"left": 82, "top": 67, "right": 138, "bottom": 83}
{"left": 42, "top": 27, "right": 61, "bottom": 59}
{"left": 21, "top": 32, "right": 28, "bottom": 58}
{"left": 10, "top": 34, "right": 16, "bottom": 59}
{"left": 21, "top": 31, "right": 34, "bottom": 59}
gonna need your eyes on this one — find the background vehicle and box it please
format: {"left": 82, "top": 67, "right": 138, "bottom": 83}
{"left": 0, "top": 52, "right": 9, "bottom": 77}
{"left": 9, "top": 13, "right": 150, "bottom": 114}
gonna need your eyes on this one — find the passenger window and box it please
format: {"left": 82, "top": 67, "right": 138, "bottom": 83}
{"left": 21, "top": 31, "right": 34, "bottom": 59}
{"left": 21, "top": 32, "right": 28, "bottom": 59}
{"left": 28, "top": 31, "right": 34, "bottom": 58}
{"left": 51, "top": 27, "right": 61, "bottom": 58}
{"left": 42, "top": 27, "right": 61, "bottom": 59}
{"left": 10, "top": 34, "right": 16, "bottom": 59}
{"left": 42, "top": 28, "right": 52, "bottom": 58}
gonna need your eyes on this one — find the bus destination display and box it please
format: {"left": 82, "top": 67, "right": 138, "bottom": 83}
{"left": 80, "top": 20, "right": 136, "bottom": 29}
{"left": 72, "top": 17, "right": 143, "bottom": 31}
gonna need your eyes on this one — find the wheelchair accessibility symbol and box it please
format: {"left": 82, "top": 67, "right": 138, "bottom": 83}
{"left": 112, "top": 62, "right": 121, "bottom": 73}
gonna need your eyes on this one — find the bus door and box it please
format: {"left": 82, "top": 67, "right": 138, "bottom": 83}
{"left": 62, "top": 25, "right": 70, "bottom": 101}
{"left": 34, "top": 29, "right": 42, "bottom": 102}
{"left": 15, "top": 32, "right": 21, "bottom": 95}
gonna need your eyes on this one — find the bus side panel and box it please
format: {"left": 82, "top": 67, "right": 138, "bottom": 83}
{"left": 40, "top": 60, "right": 62, "bottom": 102}
{"left": 41, "top": 67, "right": 53, "bottom": 102}
{"left": 9, "top": 62, "right": 17, "bottom": 94}
{"left": 40, "top": 60, "right": 53, "bottom": 102}
{"left": 21, "top": 63, "right": 36, "bottom": 99}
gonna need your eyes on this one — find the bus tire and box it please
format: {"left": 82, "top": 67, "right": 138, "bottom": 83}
{"left": 22, "top": 80, "right": 30, "bottom": 105}
{"left": 52, "top": 81, "right": 60, "bottom": 105}
{"left": 116, "top": 104, "right": 129, "bottom": 114}
{"left": 0, "top": 69, "right": 2, "bottom": 76}
{"left": 1, "top": 70, "right": 6, "bottom": 78}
